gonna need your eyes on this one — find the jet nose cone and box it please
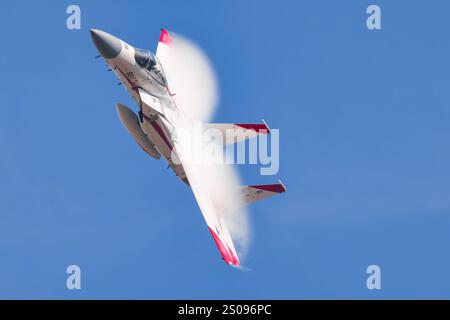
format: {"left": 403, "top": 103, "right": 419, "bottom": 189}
{"left": 90, "top": 29, "right": 122, "bottom": 59}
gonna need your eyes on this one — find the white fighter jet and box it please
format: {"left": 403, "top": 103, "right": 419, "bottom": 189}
{"left": 90, "top": 29, "right": 286, "bottom": 266}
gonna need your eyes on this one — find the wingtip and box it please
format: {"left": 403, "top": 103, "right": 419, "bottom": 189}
{"left": 209, "top": 227, "right": 240, "bottom": 266}
{"left": 278, "top": 179, "right": 287, "bottom": 193}
{"left": 248, "top": 183, "right": 286, "bottom": 193}
{"left": 261, "top": 119, "right": 271, "bottom": 134}
{"left": 234, "top": 123, "right": 270, "bottom": 134}
{"left": 159, "top": 28, "right": 172, "bottom": 45}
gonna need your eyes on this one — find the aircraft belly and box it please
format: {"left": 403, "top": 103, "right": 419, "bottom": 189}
{"left": 141, "top": 118, "right": 172, "bottom": 158}
{"left": 141, "top": 117, "right": 187, "bottom": 181}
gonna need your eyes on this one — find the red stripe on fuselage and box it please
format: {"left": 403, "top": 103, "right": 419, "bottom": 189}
{"left": 114, "top": 64, "right": 139, "bottom": 93}
{"left": 142, "top": 114, "right": 173, "bottom": 151}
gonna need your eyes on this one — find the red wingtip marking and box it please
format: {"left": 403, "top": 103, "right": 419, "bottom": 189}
{"left": 208, "top": 227, "right": 240, "bottom": 266}
{"left": 159, "top": 29, "right": 172, "bottom": 45}
{"left": 235, "top": 123, "right": 270, "bottom": 134}
{"left": 249, "top": 183, "right": 286, "bottom": 193}
{"left": 226, "top": 244, "right": 240, "bottom": 266}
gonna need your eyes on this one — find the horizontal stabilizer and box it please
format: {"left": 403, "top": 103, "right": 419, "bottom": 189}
{"left": 203, "top": 120, "right": 270, "bottom": 145}
{"left": 240, "top": 180, "right": 286, "bottom": 205}
{"left": 116, "top": 103, "right": 161, "bottom": 159}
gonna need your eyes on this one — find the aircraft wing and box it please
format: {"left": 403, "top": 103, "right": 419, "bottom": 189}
{"left": 203, "top": 122, "right": 270, "bottom": 145}
{"left": 181, "top": 162, "right": 241, "bottom": 267}
{"left": 155, "top": 29, "right": 175, "bottom": 94}
{"left": 156, "top": 29, "right": 218, "bottom": 122}
{"left": 156, "top": 29, "right": 172, "bottom": 60}
{"left": 240, "top": 181, "right": 287, "bottom": 205}
{"left": 157, "top": 29, "right": 242, "bottom": 266}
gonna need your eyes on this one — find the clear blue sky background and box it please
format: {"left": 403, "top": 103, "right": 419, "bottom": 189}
{"left": 0, "top": 0, "right": 449, "bottom": 299}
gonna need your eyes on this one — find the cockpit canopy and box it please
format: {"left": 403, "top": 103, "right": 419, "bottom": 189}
{"left": 134, "top": 48, "right": 167, "bottom": 87}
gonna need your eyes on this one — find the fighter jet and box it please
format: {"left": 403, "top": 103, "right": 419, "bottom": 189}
{"left": 90, "top": 29, "right": 286, "bottom": 266}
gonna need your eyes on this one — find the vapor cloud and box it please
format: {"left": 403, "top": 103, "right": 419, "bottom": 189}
{"left": 163, "top": 33, "right": 218, "bottom": 122}
{"left": 167, "top": 33, "right": 251, "bottom": 261}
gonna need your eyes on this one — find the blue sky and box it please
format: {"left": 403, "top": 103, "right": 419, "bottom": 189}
{"left": 0, "top": 0, "right": 450, "bottom": 299}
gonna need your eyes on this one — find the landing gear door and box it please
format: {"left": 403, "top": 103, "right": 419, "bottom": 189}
{"left": 138, "top": 88, "right": 164, "bottom": 118}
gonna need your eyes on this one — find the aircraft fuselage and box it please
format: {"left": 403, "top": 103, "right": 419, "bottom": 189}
{"left": 91, "top": 29, "right": 188, "bottom": 183}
